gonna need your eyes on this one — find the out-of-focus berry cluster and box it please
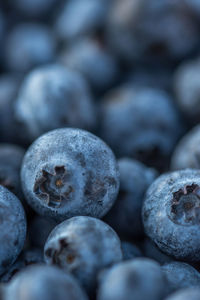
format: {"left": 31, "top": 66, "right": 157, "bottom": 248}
{"left": 1, "top": 1, "right": 200, "bottom": 300}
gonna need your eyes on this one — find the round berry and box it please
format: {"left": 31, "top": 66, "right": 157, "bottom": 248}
{"left": 44, "top": 216, "right": 122, "bottom": 294}
{"left": 100, "top": 86, "right": 183, "bottom": 168}
{"left": 97, "top": 258, "right": 166, "bottom": 300}
{"left": 0, "top": 186, "right": 26, "bottom": 276}
{"left": 171, "top": 125, "right": 200, "bottom": 170}
{"left": 4, "top": 265, "right": 88, "bottom": 300}
{"left": 15, "top": 65, "right": 96, "bottom": 141}
{"left": 21, "top": 128, "right": 119, "bottom": 220}
{"left": 162, "top": 261, "right": 200, "bottom": 294}
{"left": 4, "top": 23, "right": 56, "bottom": 73}
{"left": 143, "top": 169, "right": 200, "bottom": 261}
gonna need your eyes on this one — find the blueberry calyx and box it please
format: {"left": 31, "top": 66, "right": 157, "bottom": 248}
{"left": 33, "top": 165, "right": 74, "bottom": 208}
{"left": 170, "top": 184, "right": 200, "bottom": 225}
{"left": 45, "top": 237, "right": 76, "bottom": 267}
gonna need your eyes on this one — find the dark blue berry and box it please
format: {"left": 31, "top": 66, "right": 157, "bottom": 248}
{"left": 44, "top": 216, "right": 122, "bottom": 294}
{"left": 15, "top": 65, "right": 96, "bottom": 141}
{"left": 97, "top": 258, "right": 166, "bottom": 300}
{"left": 21, "top": 128, "right": 119, "bottom": 220}
{"left": 174, "top": 57, "right": 200, "bottom": 123}
{"left": 171, "top": 125, "right": 200, "bottom": 170}
{"left": 162, "top": 261, "right": 200, "bottom": 294}
{"left": 0, "top": 186, "right": 26, "bottom": 276}
{"left": 4, "top": 23, "right": 56, "bottom": 73}
{"left": 106, "top": 0, "right": 198, "bottom": 63}
{"left": 54, "top": 0, "right": 110, "bottom": 41}
{"left": 4, "top": 265, "right": 89, "bottom": 300}
{"left": 60, "top": 36, "right": 119, "bottom": 92}
{"left": 100, "top": 86, "right": 183, "bottom": 168}
{"left": 143, "top": 169, "right": 200, "bottom": 261}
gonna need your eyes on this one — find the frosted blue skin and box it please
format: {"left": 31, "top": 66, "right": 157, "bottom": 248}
{"left": 21, "top": 128, "right": 119, "bottom": 220}
{"left": 97, "top": 258, "right": 166, "bottom": 300}
{"left": 162, "top": 262, "right": 200, "bottom": 294}
{"left": 100, "top": 86, "right": 183, "bottom": 163}
{"left": 4, "top": 265, "right": 89, "bottom": 300}
{"left": 0, "top": 186, "right": 26, "bottom": 276}
{"left": 55, "top": 0, "right": 110, "bottom": 41}
{"left": 165, "top": 288, "right": 200, "bottom": 300}
{"left": 106, "top": 0, "right": 199, "bottom": 63}
{"left": 44, "top": 216, "right": 122, "bottom": 294}
{"left": 171, "top": 125, "right": 200, "bottom": 170}
{"left": 104, "top": 158, "right": 157, "bottom": 238}
{"left": 4, "top": 23, "right": 56, "bottom": 73}
{"left": 15, "top": 64, "right": 97, "bottom": 141}
{"left": 60, "top": 37, "right": 118, "bottom": 91}
{"left": 142, "top": 169, "right": 200, "bottom": 261}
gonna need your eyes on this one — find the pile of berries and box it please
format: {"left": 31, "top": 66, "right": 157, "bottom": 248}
{"left": 1, "top": 1, "right": 200, "bottom": 300}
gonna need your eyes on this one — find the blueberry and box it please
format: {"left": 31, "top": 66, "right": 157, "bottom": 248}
{"left": 59, "top": 36, "right": 119, "bottom": 92}
{"left": 4, "top": 265, "right": 89, "bottom": 300}
{"left": 104, "top": 158, "right": 157, "bottom": 238}
{"left": 174, "top": 58, "right": 200, "bottom": 124}
{"left": 44, "top": 216, "right": 122, "bottom": 294}
{"left": 100, "top": 86, "right": 183, "bottom": 169}
{"left": 4, "top": 23, "right": 56, "bottom": 73}
{"left": 171, "top": 125, "right": 200, "bottom": 170}
{"left": 15, "top": 65, "right": 97, "bottom": 141}
{"left": 0, "top": 75, "right": 21, "bottom": 143}
{"left": 106, "top": 0, "right": 198, "bottom": 63}
{"left": 143, "top": 238, "right": 172, "bottom": 265}
{"left": 21, "top": 128, "right": 119, "bottom": 220}
{"left": 54, "top": 0, "right": 110, "bottom": 41}
{"left": 97, "top": 258, "right": 166, "bottom": 300}
{"left": 162, "top": 261, "right": 200, "bottom": 294}
{"left": 0, "top": 186, "right": 26, "bottom": 276}
{"left": 142, "top": 169, "right": 200, "bottom": 261}
{"left": 0, "top": 144, "right": 25, "bottom": 198}
{"left": 121, "top": 241, "right": 142, "bottom": 260}
{"left": 165, "top": 288, "right": 200, "bottom": 300}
